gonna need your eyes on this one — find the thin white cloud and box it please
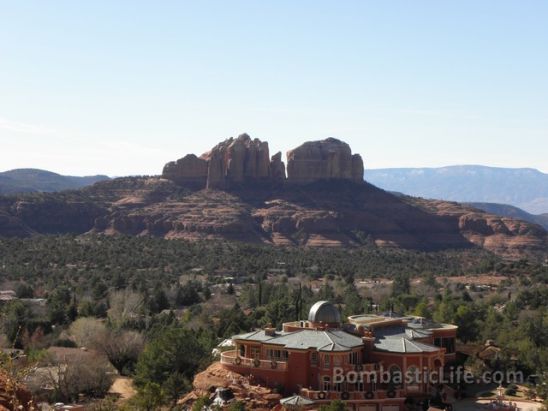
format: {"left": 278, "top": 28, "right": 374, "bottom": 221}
{"left": 0, "top": 116, "right": 57, "bottom": 135}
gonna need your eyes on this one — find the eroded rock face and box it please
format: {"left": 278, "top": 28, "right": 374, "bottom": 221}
{"left": 201, "top": 133, "right": 274, "bottom": 188}
{"left": 162, "top": 135, "right": 365, "bottom": 189}
{"left": 286, "top": 138, "right": 364, "bottom": 184}
{"left": 352, "top": 154, "right": 365, "bottom": 182}
{"left": 162, "top": 154, "right": 208, "bottom": 189}
{"left": 163, "top": 134, "right": 287, "bottom": 189}
{"left": 270, "top": 152, "right": 286, "bottom": 183}
{"left": 178, "top": 362, "right": 282, "bottom": 410}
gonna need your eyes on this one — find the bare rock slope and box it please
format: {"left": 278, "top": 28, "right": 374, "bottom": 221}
{"left": 178, "top": 362, "right": 282, "bottom": 411}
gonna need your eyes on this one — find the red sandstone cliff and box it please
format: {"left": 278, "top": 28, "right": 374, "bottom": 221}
{"left": 161, "top": 135, "right": 365, "bottom": 189}
{"left": 286, "top": 137, "right": 364, "bottom": 184}
{"left": 162, "top": 134, "right": 283, "bottom": 190}
{"left": 1, "top": 135, "right": 546, "bottom": 259}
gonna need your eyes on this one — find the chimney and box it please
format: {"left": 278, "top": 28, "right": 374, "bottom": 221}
{"left": 264, "top": 324, "right": 276, "bottom": 336}
{"left": 362, "top": 329, "right": 375, "bottom": 361}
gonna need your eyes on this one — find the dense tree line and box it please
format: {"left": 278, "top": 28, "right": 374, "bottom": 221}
{"left": 1, "top": 235, "right": 547, "bottom": 409}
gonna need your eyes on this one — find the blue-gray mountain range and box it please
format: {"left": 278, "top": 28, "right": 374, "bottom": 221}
{"left": 365, "top": 165, "right": 548, "bottom": 215}
{"left": 0, "top": 168, "right": 110, "bottom": 195}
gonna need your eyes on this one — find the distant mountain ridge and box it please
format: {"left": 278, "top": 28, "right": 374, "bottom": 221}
{"left": 364, "top": 165, "right": 548, "bottom": 215}
{"left": 0, "top": 168, "right": 110, "bottom": 194}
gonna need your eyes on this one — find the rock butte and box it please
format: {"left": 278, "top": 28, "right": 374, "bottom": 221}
{"left": 0, "top": 134, "right": 546, "bottom": 259}
{"left": 162, "top": 134, "right": 364, "bottom": 189}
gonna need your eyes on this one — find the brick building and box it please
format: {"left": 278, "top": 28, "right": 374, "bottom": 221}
{"left": 221, "top": 301, "right": 457, "bottom": 411}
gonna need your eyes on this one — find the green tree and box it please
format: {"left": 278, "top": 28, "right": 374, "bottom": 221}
{"left": 392, "top": 273, "right": 410, "bottom": 296}
{"left": 0, "top": 300, "right": 30, "bottom": 346}
{"left": 454, "top": 304, "right": 479, "bottom": 342}
{"left": 127, "top": 382, "right": 166, "bottom": 411}
{"left": 192, "top": 396, "right": 211, "bottom": 411}
{"left": 47, "top": 286, "right": 74, "bottom": 325}
{"left": 15, "top": 283, "right": 34, "bottom": 298}
{"left": 175, "top": 282, "right": 201, "bottom": 307}
{"left": 412, "top": 300, "right": 431, "bottom": 318}
{"left": 134, "top": 325, "right": 210, "bottom": 404}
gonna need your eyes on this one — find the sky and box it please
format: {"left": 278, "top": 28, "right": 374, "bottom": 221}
{"left": 0, "top": 1, "right": 547, "bottom": 176}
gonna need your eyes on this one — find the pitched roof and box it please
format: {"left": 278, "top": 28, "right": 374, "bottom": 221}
{"left": 374, "top": 337, "right": 439, "bottom": 353}
{"left": 233, "top": 329, "right": 363, "bottom": 352}
{"left": 371, "top": 324, "right": 432, "bottom": 341}
{"left": 280, "top": 395, "right": 314, "bottom": 406}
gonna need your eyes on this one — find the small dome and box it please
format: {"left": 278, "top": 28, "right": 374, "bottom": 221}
{"left": 308, "top": 301, "right": 341, "bottom": 324}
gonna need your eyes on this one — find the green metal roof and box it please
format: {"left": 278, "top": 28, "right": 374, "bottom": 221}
{"left": 233, "top": 329, "right": 363, "bottom": 352}
{"left": 374, "top": 337, "right": 439, "bottom": 353}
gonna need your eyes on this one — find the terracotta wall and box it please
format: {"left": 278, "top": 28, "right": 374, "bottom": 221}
{"left": 287, "top": 351, "right": 311, "bottom": 392}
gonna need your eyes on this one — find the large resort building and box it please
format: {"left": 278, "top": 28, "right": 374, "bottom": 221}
{"left": 220, "top": 301, "right": 457, "bottom": 411}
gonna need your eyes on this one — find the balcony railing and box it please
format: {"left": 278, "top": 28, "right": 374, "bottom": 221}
{"left": 220, "top": 350, "right": 287, "bottom": 371}
{"left": 299, "top": 387, "right": 406, "bottom": 401}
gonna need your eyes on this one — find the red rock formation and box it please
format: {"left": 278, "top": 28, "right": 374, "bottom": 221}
{"left": 352, "top": 153, "right": 364, "bottom": 182}
{"left": 178, "top": 362, "right": 282, "bottom": 410}
{"left": 164, "top": 134, "right": 284, "bottom": 189}
{"left": 163, "top": 135, "right": 367, "bottom": 188}
{"left": 270, "top": 152, "right": 286, "bottom": 183}
{"left": 162, "top": 154, "right": 208, "bottom": 188}
{"left": 202, "top": 134, "right": 274, "bottom": 188}
{"left": 2, "top": 136, "right": 547, "bottom": 259}
{"left": 286, "top": 138, "right": 364, "bottom": 183}
{"left": 1, "top": 174, "right": 546, "bottom": 258}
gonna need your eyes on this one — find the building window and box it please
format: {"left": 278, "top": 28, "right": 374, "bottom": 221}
{"left": 311, "top": 352, "right": 318, "bottom": 365}
{"left": 407, "top": 366, "right": 420, "bottom": 391}
{"left": 434, "top": 337, "right": 455, "bottom": 354}
{"left": 443, "top": 338, "right": 455, "bottom": 354}
{"left": 323, "top": 376, "right": 331, "bottom": 392}
{"left": 324, "top": 354, "right": 330, "bottom": 369}
{"left": 389, "top": 365, "right": 403, "bottom": 387}
{"left": 349, "top": 351, "right": 359, "bottom": 365}
{"left": 267, "top": 349, "right": 289, "bottom": 361}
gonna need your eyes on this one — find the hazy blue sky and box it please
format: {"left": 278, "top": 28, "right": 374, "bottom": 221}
{"left": 1, "top": 1, "right": 547, "bottom": 176}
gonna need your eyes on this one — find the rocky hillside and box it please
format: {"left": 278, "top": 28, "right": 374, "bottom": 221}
{"left": 178, "top": 362, "right": 282, "bottom": 410}
{"left": 0, "top": 168, "right": 109, "bottom": 195}
{"left": 466, "top": 202, "right": 548, "bottom": 230}
{"left": 0, "top": 136, "right": 546, "bottom": 259}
